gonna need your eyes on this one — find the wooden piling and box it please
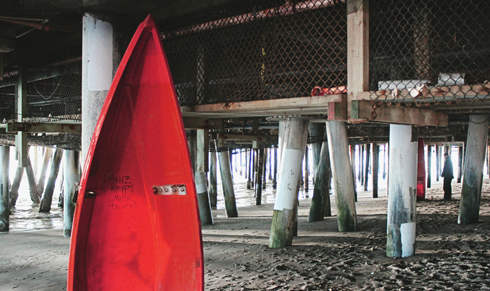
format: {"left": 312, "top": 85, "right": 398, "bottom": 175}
{"left": 209, "top": 149, "right": 218, "bottom": 209}
{"left": 364, "top": 143, "right": 371, "bottom": 191}
{"left": 360, "top": 144, "right": 364, "bottom": 185}
{"left": 350, "top": 145, "right": 358, "bottom": 202}
{"left": 196, "top": 129, "right": 213, "bottom": 226}
{"left": 239, "top": 149, "right": 243, "bottom": 176}
{"left": 386, "top": 125, "right": 418, "bottom": 258}
{"left": 459, "top": 114, "right": 490, "bottom": 224}
{"left": 262, "top": 148, "right": 267, "bottom": 190}
{"left": 427, "top": 145, "right": 432, "bottom": 188}
{"left": 255, "top": 148, "right": 264, "bottom": 205}
{"left": 350, "top": 145, "right": 356, "bottom": 187}
{"left": 486, "top": 146, "right": 490, "bottom": 178}
{"left": 457, "top": 146, "right": 463, "bottom": 183}
{"left": 39, "top": 149, "right": 63, "bottom": 213}
{"left": 383, "top": 143, "right": 388, "bottom": 179}
{"left": 244, "top": 149, "right": 248, "bottom": 179}
{"left": 309, "top": 141, "right": 331, "bottom": 221}
{"left": 253, "top": 148, "right": 258, "bottom": 189}
{"left": 37, "top": 147, "right": 53, "bottom": 197}
{"left": 268, "top": 148, "right": 272, "bottom": 181}
{"left": 326, "top": 121, "right": 357, "bottom": 232}
{"left": 31, "top": 147, "right": 38, "bottom": 177}
{"left": 416, "top": 139, "right": 426, "bottom": 201}
{"left": 372, "top": 143, "right": 379, "bottom": 198}
{"left": 9, "top": 166, "right": 24, "bottom": 207}
{"left": 195, "top": 172, "right": 213, "bottom": 225}
{"left": 269, "top": 118, "right": 309, "bottom": 248}
{"left": 304, "top": 146, "right": 309, "bottom": 193}
{"left": 435, "top": 145, "right": 440, "bottom": 181}
{"left": 247, "top": 148, "right": 252, "bottom": 190}
{"left": 188, "top": 130, "right": 197, "bottom": 172}
{"left": 309, "top": 123, "right": 325, "bottom": 178}
{"left": 218, "top": 149, "right": 238, "bottom": 218}
{"left": 229, "top": 148, "right": 234, "bottom": 175}
{"left": 25, "top": 156, "right": 39, "bottom": 203}
{"left": 0, "top": 146, "right": 9, "bottom": 232}
{"left": 272, "top": 147, "right": 277, "bottom": 189}
{"left": 63, "top": 150, "right": 80, "bottom": 237}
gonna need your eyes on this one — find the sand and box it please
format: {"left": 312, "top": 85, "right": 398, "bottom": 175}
{"left": 1, "top": 179, "right": 490, "bottom": 290}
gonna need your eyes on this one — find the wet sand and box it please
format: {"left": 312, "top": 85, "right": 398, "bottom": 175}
{"left": 2, "top": 179, "right": 490, "bottom": 290}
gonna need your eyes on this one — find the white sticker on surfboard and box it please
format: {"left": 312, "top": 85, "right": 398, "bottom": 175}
{"left": 273, "top": 149, "right": 303, "bottom": 211}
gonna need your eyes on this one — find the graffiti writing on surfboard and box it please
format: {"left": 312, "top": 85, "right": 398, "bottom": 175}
{"left": 109, "top": 173, "right": 138, "bottom": 210}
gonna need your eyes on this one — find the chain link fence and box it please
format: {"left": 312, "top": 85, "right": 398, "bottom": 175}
{"left": 370, "top": 0, "right": 490, "bottom": 106}
{"left": 162, "top": 0, "right": 347, "bottom": 107}
{"left": 0, "top": 56, "right": 82, "bottom": 121}
{"left": 25, "top": 60, "right": 82, "bottom": 120}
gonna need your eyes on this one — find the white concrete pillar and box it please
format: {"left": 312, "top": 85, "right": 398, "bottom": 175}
{"left": 326, "top": 121, "right": 357, "bottom": 232}
{"left": 386, "top": 125, "right": 418, "bottom": 258}
{"left": 82, "top": 14, "right": 129, "bottom": 165}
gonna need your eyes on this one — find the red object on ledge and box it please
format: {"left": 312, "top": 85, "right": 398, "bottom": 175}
{"left": 311, "top": 85, "right": 347, "bottom": 96}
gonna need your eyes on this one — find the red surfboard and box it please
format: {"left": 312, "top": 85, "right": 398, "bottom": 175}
{"left": 68, "top": 15, "right": 203, "bottom": 290}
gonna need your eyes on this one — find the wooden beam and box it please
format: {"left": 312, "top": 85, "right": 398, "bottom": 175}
{"left": 357, "top": 83, "right": 490, "bottom": 101}
{"left": 6, "top": 121, "right": 81, "bottom": 134}
{"left": 183, "top": 117, "right": 223, "bottom": 130}
{"left": 328, "top": 95, "right": 348, "bottom": 121}
{"left": 217, "top": 133, "right": 270, "bottom": 142}
{"left": 0, "top": 133, "right": 81, "bottom": 151}
{"left": 181, "top": 95, "right": 342, "bottom": 118}
{"left": 350, "top": 100, "right": 448, "bottom": 127}
{"left": 347, "top": 0, "right": 369, "bottom": 108}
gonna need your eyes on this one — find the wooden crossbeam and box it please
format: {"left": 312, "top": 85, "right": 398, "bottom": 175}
{"left": 350, "top": 100, "right": 448, "bottom": 127}
{"left": 5, "top": 121, "right": 81, "bottom": 134}
{"left": 217, "top": 134, "right": 270, "bottom": 142}
{"left": 181, "top": 95, "right": 342, "bottom": 118}
{"left": 356, "top": 84, "right": 490, "bottom": 101}
{"left": 182, "top": 117, "right": 223, "bottom": 130}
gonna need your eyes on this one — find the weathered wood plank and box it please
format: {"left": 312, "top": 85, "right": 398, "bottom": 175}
{"left": 347, "top": 0, "right": 369, "bottom": 104}
{"left": 181, "top": 95, "right": 343, "bottom": 117}
{"left": 350, "top": 100, "right": 448, "bottom": 127}
{"left": 217, "top": 133, "right": 271, "bottom": 142}
{"left": 357, "top": 83, "right": 490, "bottom": 101}
{"left": 328, "top": 95, "right": 348, "bottom": 121}
{"left": 6, "top": 121, "right": 81, "bottom": 134}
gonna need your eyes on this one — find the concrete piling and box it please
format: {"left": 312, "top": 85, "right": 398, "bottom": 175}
{"left": 218, "top": 149, "right": 238, "bottom": 218}
{"left": 269, "top": 118, "right": 309, "bottom": 248}
{"left": 326, "top": 121, "right": 357, "bottom": 232}
{"left": 386, "top": 125, "right": 418, "bottom": 258}
{"left": 63, "top": 150, "right": 80, "bottom": 237}
{"left": 39, "top": 149, "right": 63, "bottom": 213}
{"left": 459, "top": 115, "right": 490, "bottom": 224}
